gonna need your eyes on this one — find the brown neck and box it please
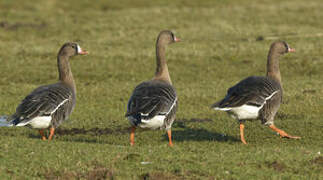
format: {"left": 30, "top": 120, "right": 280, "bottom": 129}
{"left": 154, "top": 41, "right": 172, "bottom": 84}
{"left": 57, "top": 54, "right": 76, "bottom": 92}
{"left": 266, "top": 49, "right": 281, "bottom": 84}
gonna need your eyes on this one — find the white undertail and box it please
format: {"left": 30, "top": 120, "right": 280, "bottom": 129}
{"left": 14, "top": 99, "right": 69, "bottom": 128}
{"left": 214, "top": 91, "right": 279, "bottom": 120}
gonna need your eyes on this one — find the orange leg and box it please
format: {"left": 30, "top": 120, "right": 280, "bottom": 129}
{"left": 269, "top": 125, "right": 300, "bottom": 139}
{"left": 167, "top": 130, "right": 173, "bottom": 147}
{"left": 39, "top": 129, "right": 47, "bottom": 140}
{"left": 48, "top": 127, "right": 55, "bottom": 140}
{"left": 240, "top": 122, "right": 247, "bottom": 144}
{"left": 130, "top": 126, "right": 136, "bottom": 146}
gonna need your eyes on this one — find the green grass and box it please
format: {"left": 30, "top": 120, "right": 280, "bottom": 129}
{"left": 0, "top": 0, "right": 322, "bottom": 179}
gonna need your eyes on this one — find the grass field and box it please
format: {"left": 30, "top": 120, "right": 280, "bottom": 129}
{"left": 0, "top": 0, "right": 322, "bottom": 179}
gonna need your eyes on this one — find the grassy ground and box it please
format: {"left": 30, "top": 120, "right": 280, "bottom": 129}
{"left": 0, "top": 0, "right": 322, "bottom": 179}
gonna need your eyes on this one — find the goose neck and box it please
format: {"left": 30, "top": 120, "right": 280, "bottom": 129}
{"left": 154, "top": 42, "right": 171, "bottom": 84}
{"left": 266, "top": 51, "right": 281, "bottom": 84}
{"left": 57, "top": 55, "right": 76, "bottom": 92}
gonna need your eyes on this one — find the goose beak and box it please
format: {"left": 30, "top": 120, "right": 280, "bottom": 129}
{"left": 77, "top": 45, "right": 89, "bottom": 55}
{"left": 288, "top": 47, "right": 296, "bottom": 53}
{"left": 78, "top": 50, "right": 88, "bottom": 55}
{"left": 174, "top": 37, "right": 181, "bottom": 42}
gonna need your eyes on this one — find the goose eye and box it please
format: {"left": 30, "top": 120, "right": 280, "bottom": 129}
{"left": 282, "top": 42, "right": 289, "bottom": 52}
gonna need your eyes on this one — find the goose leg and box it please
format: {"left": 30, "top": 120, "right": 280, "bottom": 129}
{"left": 130, "top": 126, "right": 136, "bottom": 146}
{"left": 39, "top": 129, "right": 47, "bottom": 140}
{"left": 48, "top": 127, "right": 55, "bottom": 140}
{"left": 269, "top": 125, "right": 301, "bottom": 139}
{"left": 239, "top": 122, "right": 247, "bottom": 144}
{"left": 167, "top": 130, "right": 173, "bottom": 147}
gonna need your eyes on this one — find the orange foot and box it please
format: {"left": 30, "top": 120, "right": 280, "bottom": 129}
{"left": 240, "top": 122, "right": 247, "bottom": 144}
{"left": 48, "top": 127, "right": 55, "bottom": 140}
{"left": 167, "top": 130, "right": 174, "bottom": 147}
{"left": 39, "top": 130, "right": 47, "bottom": 140}
{"left": 130, "top": 126, "right": 136, "bottom": 146}
{"left": 269, "top": 125, "right": 301, "bottom": 139}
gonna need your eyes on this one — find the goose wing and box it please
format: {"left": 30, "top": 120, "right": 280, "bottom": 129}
{"left": 126, "top": 80, "right": 177, "bottom": 120}
{"left": 213, "top": 76, "right": 281, "bottom": 108}
{"left": 11, "top": 83, "right": 74, "bottom": 125}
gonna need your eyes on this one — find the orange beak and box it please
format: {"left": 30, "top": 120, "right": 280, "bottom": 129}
{"left": 288, "top": 48, "right": 296, "bottom": 53}
{"left": 174, "top": 37, "right": 181, "bottom": 42}
{"left": 78, "top": 50, "right": 88, "bottom": 55}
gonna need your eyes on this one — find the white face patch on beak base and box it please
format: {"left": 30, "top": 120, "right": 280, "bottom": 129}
{"left": 76, "top": 44, "right": 88, "bottom": 55}
{"left": 77, "top": 44, "right": 82, "bottom": 54}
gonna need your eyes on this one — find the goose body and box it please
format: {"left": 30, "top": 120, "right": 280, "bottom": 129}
{"left": 213, "top": 76, "right": 281, "bottom": 123}
{"left": 126, "top": 30, "right": 180, "bottom": 146}
{"left": 11, "top": 83, "right": 75, "bottom": 129}
{"left": 126, "top": 80, "right": 177, "bottom": 130}
{"left": 8, "top": 42, "right": 88, "bottom": 140}
{"left": 212, "top": 41, "right": 300, "bottom": 144}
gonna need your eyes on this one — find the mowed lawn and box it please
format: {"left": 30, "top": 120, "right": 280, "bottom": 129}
{"left": 0, "top": 0, "right": 322, "bottom": 179}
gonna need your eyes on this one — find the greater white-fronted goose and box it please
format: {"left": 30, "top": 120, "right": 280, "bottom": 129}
{"left": 8, "top": 42, "right": 88, "bottom": 140}
{"left": 126, "top": 30, "right": 180, "bottom": 146}
{"left": 212, "top": 41, "right": 300, "bottom": 144}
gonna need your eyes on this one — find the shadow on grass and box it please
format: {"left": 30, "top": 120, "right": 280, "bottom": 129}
{"left": 167, "top": 118, "right": 239, "bottom": 142}
{"left": 25, "top": 127, "right": 126, "bottom": 135}
{"left": 27, "top": 134, "right": 110, "bottom": 144}
{"left": 27, "top": 127, "right": 131, "bottom": 144}
{"left": 24, "top": 118, "right": 239, "bottom": 143}
{"left": 167, "top": 128, "right": 239, "bottom": 142}
{"left": 55, "top": 127, "right": 129, "bottom": 136}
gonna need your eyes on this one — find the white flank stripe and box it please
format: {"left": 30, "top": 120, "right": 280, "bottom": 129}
{"left": 255, "top": 90, "right": 279, "bottom": 109}
{"left": 165, "top": 98, "right": 177, "bottom": 115}
{"left": 50, "top": 99, "right": 68, "bottom": 115}
{"left": 213, "top": 107, "right": 232, "bottom": 111}
{"left": 140, "top": 98, "right": 177, "bottom": 116}
{"left": 265, "top": 90, "right": 279, "bottom": 101}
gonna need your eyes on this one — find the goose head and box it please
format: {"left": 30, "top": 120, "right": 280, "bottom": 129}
{"left": 58, "top": 42, "right": 88, "bottom": 57}
{"left": 270, "top": 41, "right": 295, "bottom": 55}
{"left": 157, "top": 30, "right": 181, "bottom": 45}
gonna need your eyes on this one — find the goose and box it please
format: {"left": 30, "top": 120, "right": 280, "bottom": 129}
{"left": 212, "top": 41, "right": 300, "bottom": 144}
{"left": 7, "top": 42, "right": 88, "bottom": 140}
{"left": 126, "top": 30, "right": 180, "bottom": 146}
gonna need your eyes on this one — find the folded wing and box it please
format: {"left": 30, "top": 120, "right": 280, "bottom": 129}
{"left": 126, "top": 80, "right": 177, "bottom": 120}
{"left": 213, "top": 76, "right": 281, "bottom": 109}
{"left": 11, "top": 83, "right": 73, "bottom": 126}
